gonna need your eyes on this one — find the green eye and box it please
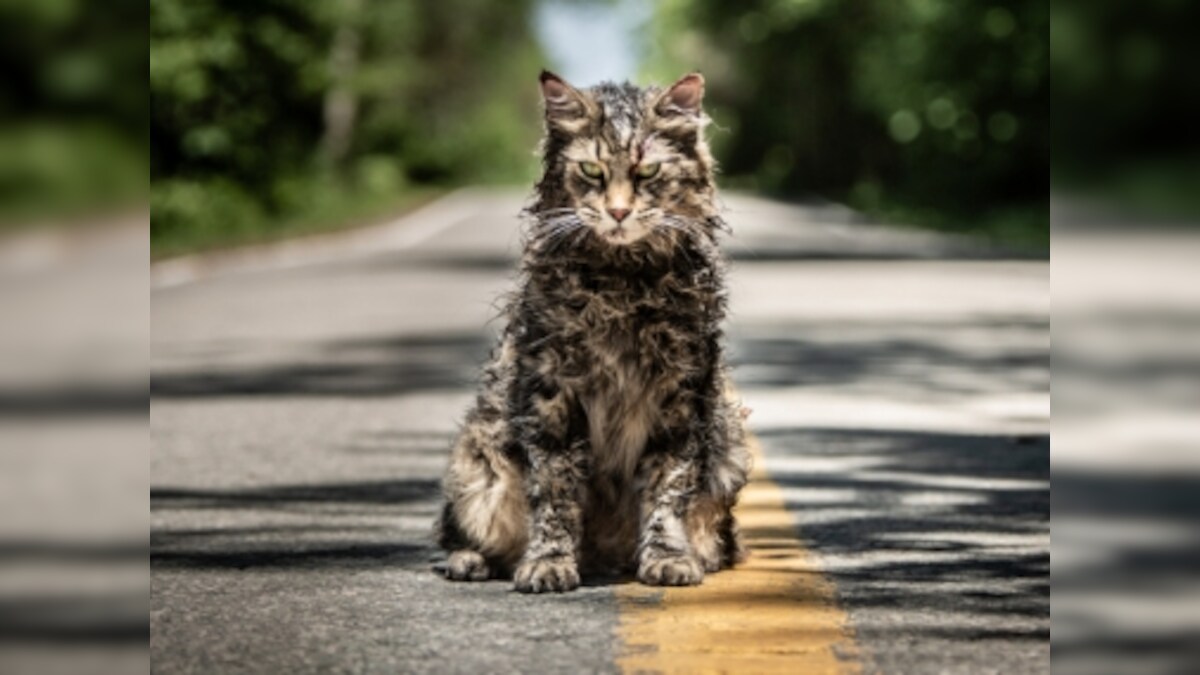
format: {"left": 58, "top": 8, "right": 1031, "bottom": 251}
{"left": 634, "top": 162, "right": 660, "bottom": 179}
{"left": 579, "top": 162, "right": 604, "bottom": 179}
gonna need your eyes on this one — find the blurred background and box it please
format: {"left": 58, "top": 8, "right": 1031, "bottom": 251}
{"left": 148, "top": 0, "right": 1049, "bottom": 257}
{"left": 1050, "top": 5, "right": 1200, "bottom": 675}
{"left": 0, "top": 0, "right": 146, "bottom": 225}
{"left": 2, "top": 3, "right": 148, "bottom": 675}
{"left": 6, "top": 1, "right": 1194, "bottom": 247}
{"left": 3, "top": 0, "right": 1200, "bottom": 673}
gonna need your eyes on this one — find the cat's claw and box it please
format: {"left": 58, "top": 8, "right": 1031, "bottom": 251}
{"left": 513, "top": 555, "right": 580, "bottom": 593}
{"left": 638, "top": 555, "right": 704, "bottom": 586}
{"left": 445, "top": 550, "right": 491, "bottom": 581}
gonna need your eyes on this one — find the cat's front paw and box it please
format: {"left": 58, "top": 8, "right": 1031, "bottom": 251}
{"left": 444, "top": 550, "right": 491, "bottom": 581}
{"left": 513, "top": 555, "right": 580, "bottom": 593}
{"left": 638, "top": 555, "right": 704, "bottom": 586}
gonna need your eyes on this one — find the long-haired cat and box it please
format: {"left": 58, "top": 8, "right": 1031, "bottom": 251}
{"left": 435, "top": 71, "right": 750, "bottom": 593}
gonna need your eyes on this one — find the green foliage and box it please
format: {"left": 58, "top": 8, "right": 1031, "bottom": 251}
{"left": 150, "top": 0, "right": 328, "bottom": 189}
{"left": 150, "top": 174, "right": 441, "bottom": 259}
{"left": 151, "top": 178, "right": 266, "bottom": 254}
{"left": 645, "top": 0, "right": 1048, "bottom": 251}
{"left": 0, "top": 0, "right": 148, "bottom": 223}
{"left": 1051, "top": 0, "right": 1200, "bottom": 219}
{"left": 150, "top": 0, "right": 544, "bottom": 255}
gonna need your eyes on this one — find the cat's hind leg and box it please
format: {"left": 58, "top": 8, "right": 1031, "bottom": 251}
{"left": 436, "top": 501, "right": 497, "bottom": 581}
{"left": 435, "top": 415, "right": 529, "bottom": 581}
{"left": 445, "top": 549, "right": 492, "bottom": 581}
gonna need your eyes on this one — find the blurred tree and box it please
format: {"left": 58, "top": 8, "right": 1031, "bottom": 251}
{"left": 320, "top": 0, "right": 363, "bottom": 169}
{"left": 0, "top": 0, "right": 147, "bottom": 221}
{"left": 644, "top": 0, "right": 1048, "bottom": 249}
{"left": 150, "top": 0, "right": 328, "bottom": 192}
{"left": 150, "top": 0, "right": 544, "bottom": 254}
{"left": 1052, "top": 0, "right": 1200, "bottom": 217}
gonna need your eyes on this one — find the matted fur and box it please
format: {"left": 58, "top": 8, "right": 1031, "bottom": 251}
{"left": 435, "top": 71, "right": 750, "bottom": 593}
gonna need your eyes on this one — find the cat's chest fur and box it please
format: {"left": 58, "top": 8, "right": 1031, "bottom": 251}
{"left": 551, "top": 269, "right": 709, "bottom": 479}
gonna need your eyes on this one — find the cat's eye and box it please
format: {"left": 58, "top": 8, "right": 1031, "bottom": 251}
{"left": 579, "top": 162, "right": 604, "bottom": 179}
{"left": 634, "top": 162, "right": 660, "bottom": 179}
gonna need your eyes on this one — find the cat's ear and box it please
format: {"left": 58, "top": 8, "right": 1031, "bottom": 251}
{"left": 539, "top": 70, "right": 590, "bottom": 129}
{"left": 656, "top": 73, "right": 705, "bottom": 117}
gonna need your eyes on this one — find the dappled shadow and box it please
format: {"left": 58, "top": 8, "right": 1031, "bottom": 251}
{"left": 149, "top": 479, "right": 440, "bottom": 571}
{"left": 0, "top": 540, "right": 145, "bottom": 563}
{"left": 1052, "top": 470, "right": 1200, "bottom": 668}
{"left": 0, "top": 597, "right": 147, "bottom": 644}
{"left": 0, "top": 386, "right": 147, "bottom": 417}
{"left": 152, "top": 542, "right": 428, "bottom": 571}
{"left": 151, "top": 481, "right": 442, "bottom": 572}
{"left": 730, "top": 318, "right": 1048, "bottom": 400}
{"left": 1053, "top": 472, "right": 1200, "bottom": 522}
{"left": 149, "top": 289, "right": 1051, "bottom": 664}
{"left": 750, "top": 427, "right": 1049, "bottom": 646}
{"left": 730, "top": 313, "right": 1050, "bottom": 653}
{"left": 151, "top": 332, "right": 491, "bottom": 398}
{"left": 0, "top": 539, "right": 146, "bottom": 645}
{"left": 151, "top": 318, "right": 1046, "bottom": 403}
{"left": 151, "top": 479, "right": 440, "bottom": 510}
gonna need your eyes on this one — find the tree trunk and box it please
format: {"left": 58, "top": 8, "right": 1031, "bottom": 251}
{"left": 321, "top": 0, "right": 362, "bottom": 170}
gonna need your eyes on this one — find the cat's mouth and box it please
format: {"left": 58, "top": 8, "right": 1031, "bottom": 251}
{"left": 604, "top": 226, "right": 629, "bottom": 241}
{"left": 598, "top": 223, "right": 647, "bottom": 245}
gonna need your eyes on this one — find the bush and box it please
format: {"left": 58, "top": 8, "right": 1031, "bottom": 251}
{"left": 151, "top": 179, "right": 265, "bottom": 254}
{"left": 644, "top": 0, "right": 1048, "bottom": 251}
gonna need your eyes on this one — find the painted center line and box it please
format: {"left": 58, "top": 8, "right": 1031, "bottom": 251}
{"left": 616, "top": 433, "right": 860, "bottom": 674}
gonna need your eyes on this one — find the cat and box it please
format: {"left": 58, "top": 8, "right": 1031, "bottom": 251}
{"left": 434, "top": 70, "right": 750, "bottom": 593}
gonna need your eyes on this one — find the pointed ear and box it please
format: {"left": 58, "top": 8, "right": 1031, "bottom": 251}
{"left": 539, "top": 70, "right": 590, "bottom": 127}
{"left": 656, "top": 73, "right": 705, "bottom": 116}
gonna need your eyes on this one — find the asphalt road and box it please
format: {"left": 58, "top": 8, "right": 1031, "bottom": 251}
{"left": 150, "top": 189, "right": 1049, "bottom": 674}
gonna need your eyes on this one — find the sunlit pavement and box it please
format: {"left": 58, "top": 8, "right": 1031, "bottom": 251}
{"left": 151, "top": 189, "right": 1049, "bottom": 673}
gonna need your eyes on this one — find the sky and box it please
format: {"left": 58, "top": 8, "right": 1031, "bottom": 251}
{"left": 534, "top": 0, "right": 653, "bottom": 87}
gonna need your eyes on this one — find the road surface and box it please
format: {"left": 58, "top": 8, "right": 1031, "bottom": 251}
{"left": 150, "top": 189, "right": 1049, "bottom": 673}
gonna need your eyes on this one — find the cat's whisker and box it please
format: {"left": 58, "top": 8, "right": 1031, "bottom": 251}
{"left": 532, "top": 207, "right": 576, "bottom": 216}
{"left": 531, "top": 213, "right": 592, "bottom": 254}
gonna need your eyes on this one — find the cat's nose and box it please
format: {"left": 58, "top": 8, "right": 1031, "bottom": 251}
{"left": 607, "top": 207, "right": 631, "bottom": 223}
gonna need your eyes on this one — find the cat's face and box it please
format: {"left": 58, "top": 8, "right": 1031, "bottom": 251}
{"left": 536, "top": 72, "right": 717, "bottom": 246}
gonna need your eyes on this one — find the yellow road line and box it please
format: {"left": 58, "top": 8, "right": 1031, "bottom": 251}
{"left": 616, "top": 433, "right": 860, "bottom": 674}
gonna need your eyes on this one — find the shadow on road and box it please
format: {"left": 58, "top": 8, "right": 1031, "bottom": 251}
{"left": 151, "top": 332, "right": 492, "bottom": 398}
{"left": 1053, "top": 471, "right": 1200, "bottom": 668}
{"left": 151, "top": 474, "right": 443, "bottom": 572}
{"left": 0, "top": 540, "right": 147, "bottom": 644}
{"left": 151, "top": 541, "right": 428, "bottom": 571}
{"left": 0, "top": 597, "right": 148, "bottom": 644}
{"left": 148, "top": 304, "right": 1053, "bottom": 666}
{"left": 752, "top": 427, "right": 1049, "bottom": 644}
{"left": 151, "top": 479, "right": 441, "bottom": 510}
{"left": 151, "top": 317, "right": 1047, "bottom": 402}
{"left": 730, "top": 317, "right": 1048, "bottom": 401}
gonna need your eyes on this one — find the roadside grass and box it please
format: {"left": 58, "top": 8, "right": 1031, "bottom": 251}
{"left": 720, "top": 173, "right": 1049, "bottom": 258}
{"left": 1054, "top": 160, "right": 1200, "bottom": 225}
{"left": 150, "top": 178, "right": 445, "bottom": 260}
{"left": 0, "top": 124, "right": 147, "bottom": 228}
{"left": 861, "top": 201, "right": 1049, "bottom": 257}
